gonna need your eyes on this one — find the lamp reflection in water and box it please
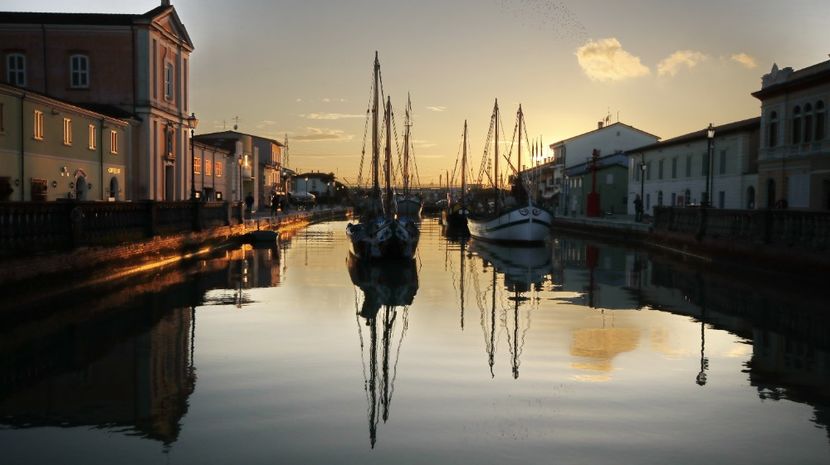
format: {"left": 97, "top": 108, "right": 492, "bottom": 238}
{"left": 347, "top": 254, "right": 418, "bottom": 449}
{"left": 468, "top": 240, "right": 553, "bottom": 379}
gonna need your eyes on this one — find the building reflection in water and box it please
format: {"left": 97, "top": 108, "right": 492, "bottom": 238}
{"left": 347, "top": 254, "right": 419, "bottom": 449}
{"left": 551, "top": 234, "right": 830, "bottom": 437}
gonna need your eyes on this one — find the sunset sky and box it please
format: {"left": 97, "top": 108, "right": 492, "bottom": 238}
{"left": 7, "top": 0, "right": 829, "bottom": 185}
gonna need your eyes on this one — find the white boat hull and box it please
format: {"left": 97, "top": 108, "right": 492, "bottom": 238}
{"left": 468, "top": 204, "right": 552, "bottom": 243}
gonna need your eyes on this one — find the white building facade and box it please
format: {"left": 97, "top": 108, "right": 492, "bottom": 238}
{"left": 627, "top": 118, "right": 760, "bottom": 216}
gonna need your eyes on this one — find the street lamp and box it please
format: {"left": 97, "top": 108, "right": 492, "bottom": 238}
{"left": 640, "top": 156, "right": 647, "bottom": 221}
{"left": 187, "top": 112, "right": 199, "bottom": 200}
{"left": 703, "top": 123, "right": 715, "bottom": 207}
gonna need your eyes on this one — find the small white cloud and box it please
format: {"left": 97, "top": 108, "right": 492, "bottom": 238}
{"left": 426, "top": 106, "right": 447, "bottom": 112}
{"left": 657, "top": 50, "right": 707, "bottom": 77}
{"left": 731, "top": 52, "right": 757, "bottom": 69}
{"left": 339, "top": 98, "right": 347, "bottom": 103}
{"left": 575, "top": 38, "right": 650, "bottom": 82}
{"left": 322, "top": 97, "right": 331, "bottom": 103}
{"left": 295, "top": 98, "right": 303, "bottom": 103}
{"left": 301, "top": 113, "right": 364, "bottom": 120}
{"left": 293, "top": 127, "right": 353, "bottom": 142}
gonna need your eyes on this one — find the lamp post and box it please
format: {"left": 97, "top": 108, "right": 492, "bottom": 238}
{"left": 187, "top": 112, "right": 199, "bottom": 200}
{"left": 703, "top": 123, "right": 715, "bottom": 207}
{"left": 640, "top": 156, "right": 647, "bottom": 221}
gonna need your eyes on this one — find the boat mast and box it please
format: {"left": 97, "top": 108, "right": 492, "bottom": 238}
{"left": 494, "top": 99, "right": 499, "bottom": 214}
{"left": 372, "top": 52, "right": 380, "bottom": 202}
{"left": 384, "top": 96, "right": 393, "bottom": 217}
{"left": 517, "top": 105, "right": 522, "bottom": 188}
{"left": 403, "top": 94, "right": 411, "bottom": 195}
{"left": 461, "top": 120, "right": 467, "bottom": 208}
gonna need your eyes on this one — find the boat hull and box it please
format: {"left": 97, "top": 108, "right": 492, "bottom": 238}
{"left": 468, "top": 204, "right": 552, "bottom": 243}
{"left": 346, "top": 217, "right": 420, "bottom": 259}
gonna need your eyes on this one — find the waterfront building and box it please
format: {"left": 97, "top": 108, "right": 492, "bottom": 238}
{"left": 564, "top": 151, "right": 630, "bottom": 216}
{"left": 627, "top": 118, "right": 760, "bottom": 216}
{"left": 0, "top": 83, "right": 129, "bottom": 201}
{"left": 752, "top": 59, "right": 830, "bottom": 210}
{"left": 293, "top": 172, "right": 335, "bottom": 201}
{"left": 0, "top": 1, "right": 195, "bottom": 201}
{"left": 195, "top": 131, "right": 285, "bottom": 210}
{"left": 542, "top": 121, "right": 659, "bottom": 216}
{"left": 193, "top": 140, "right": 233, "bottom": 202}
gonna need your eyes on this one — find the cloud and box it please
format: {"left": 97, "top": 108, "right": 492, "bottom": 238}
{"left": 657, "top": 50, "right": 707, "bottom": 77}
{"left": 322, "top": 97, "right": 331, "bottom": 103}
{"left": 292, "top": 127, "right": 353, "bottom": 142}
{"left": 731, "top": 52, "right": 757, "bottom": 69}
{"left": 256, "top": 120, "right": 278, "bottom": 129}
{"left": 575, "top": 38, "right": 650, "bottom": 82}
{"left": 426, "top": 106, "right": 446, "bottom": 112}
{"left": 301, "top": 113, "right": 364, "bottom": 120}
{"left": 412, "top": 139, "right": 436, "bottom": 148}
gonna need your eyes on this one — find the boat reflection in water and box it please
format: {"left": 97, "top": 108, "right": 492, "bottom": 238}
{"left": 467, "top": 240, "right": 553, "bottom": 379}
{"left": 347, "top": 254, "right": 418, "bottom": 448}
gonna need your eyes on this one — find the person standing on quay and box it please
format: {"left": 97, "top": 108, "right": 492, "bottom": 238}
{"left": 634, "top": 195, "right": 644, "bottom": 222}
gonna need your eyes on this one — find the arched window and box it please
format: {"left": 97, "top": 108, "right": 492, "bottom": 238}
{"left": 792, "top": 106, "right": 802, "bottom": 144}
{"left": 816, "top": 101, "right": 825, "bottom": 141}
{"left": 768, "top": 111, "right": 778, "bottom": 147}
{"left": 804, "top": 103, "right": 813, "bottom": 143}
{"left": 70, "top": 54, "right": 89, "bottom": 88}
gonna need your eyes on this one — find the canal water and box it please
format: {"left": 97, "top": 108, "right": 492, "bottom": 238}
{"left": 1, "top": 219, "right": 828, "bottom": 464}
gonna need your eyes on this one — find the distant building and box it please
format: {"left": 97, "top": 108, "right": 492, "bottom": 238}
{"left": 0, "top": 83, "right": 130, "bottom": 201}
{"left": 195, "top": 130, "right": 285, "bottom": 210}
{"left": 193, "top": 140, "right": 233, "bottom": 202}
{"left": 0, "top": 1, "right": 195, "bottom": 201}
{"left": 752, "top": 59, "right": 830, "bottom": 210}
{"left": 544, "top": 121, "right": 659, "bottom": 216}
{"left": 627, "top": 117, "right": 760, "bottom": 215}
{"left": 293, "top": 172, "right": 335, "bottom": 198}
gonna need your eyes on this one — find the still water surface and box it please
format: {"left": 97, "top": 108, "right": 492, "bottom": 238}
{"left": 1, "top": 219, "right": 828, "bottom": 464}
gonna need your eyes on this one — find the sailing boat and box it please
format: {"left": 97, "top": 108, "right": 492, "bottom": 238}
{"left": 467, "top": 100, "right": 553, "bottom": 243}
{"left": 394, "top": 95, "right": 423, "bottom": 219}
{"left": 348, "top": 254, "right": 418, "bottom": 448}
{"left": 442, "top": 120, "right": 470, "bottom": 234}
{"left": 346, "top": 53, "right": 420, "bottom": 259}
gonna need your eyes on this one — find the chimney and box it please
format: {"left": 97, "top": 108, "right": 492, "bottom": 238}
{"left": 597, "top": 121, "right": 604, "bottom": 129}
{"left": 161, "top": 0, "right": 171, "bottom": 6}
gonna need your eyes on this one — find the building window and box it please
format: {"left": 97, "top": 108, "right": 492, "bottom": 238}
{"left": 646, "top": 161, "right": 652, "bottom": 180}
{"left": 88, "top": 124, "right": 96, "bottom": 150}
{"left": 166, "top": 128, "right": 174, "bottom": 156}
{"left": 719, "top": 150, "right": 727, "bottom": 175}
{"left": 658, "top": 159, "right": 664, "bottom": 180}
{"left": 63, "top": 118, "right": 72, "bottom": 146}
{"left": 804, "top": 103, "right": 813, "bottom": 143}
{"left": 194, "top": 156, "right": 202, "bottom": 175}
{"left": 6, "top": 53, "right": 25, "bottom": 87}
{"left": 33, "top": 110, "right": 44, "bottom": 140}
{"left": 645, "top": 193, "right": 651, "bottom": 211}
{"left": 110, "top": 130, "right": 119, "bottom": 154}
{"left": 205, "top": 159, "right": 212, "bottom": 176}
{"left": 657, "top": 191, "right": 663, "bottom": 206}
{"left": 768, "top": 111, "right": 778, "bottom": 147}
{"left": 671, "top": 158, "right": 677, "bottom": 179}
{"left": 701, "top": 151, "right": 709, "bottom": 176}
{"left": 671, "top": 192, "right": 676, "bottom": 206}
{"left": 70, "top": 54, "right": 89, "bottom": 88}
{"left": 685, "top": 155, "right": 691, "bottom": 178}
{"left": 792, "top": 105, "right": 801, "bottom": 144}
{"left": 165, "top": 63, "right": 174, "bottom": 100}
{"left": 215, "top": 161, "right": 223, "bottom": 178}
{"left": 718, "top": 191, "right": 725, "bottom": 209}
{"left": 816, "top": 101, "right": 826, "bottom": 141}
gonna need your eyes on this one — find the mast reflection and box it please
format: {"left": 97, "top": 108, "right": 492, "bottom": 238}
{"left": 468, "top": 240, "right": 553, "bottom": 379}
{"left": 347, "top": 254, "right": 418, "bottom": 449}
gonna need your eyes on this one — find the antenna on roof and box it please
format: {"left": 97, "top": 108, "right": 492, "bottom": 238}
{"left": 232, "top": 115, "right": 240, "bottom": 131}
